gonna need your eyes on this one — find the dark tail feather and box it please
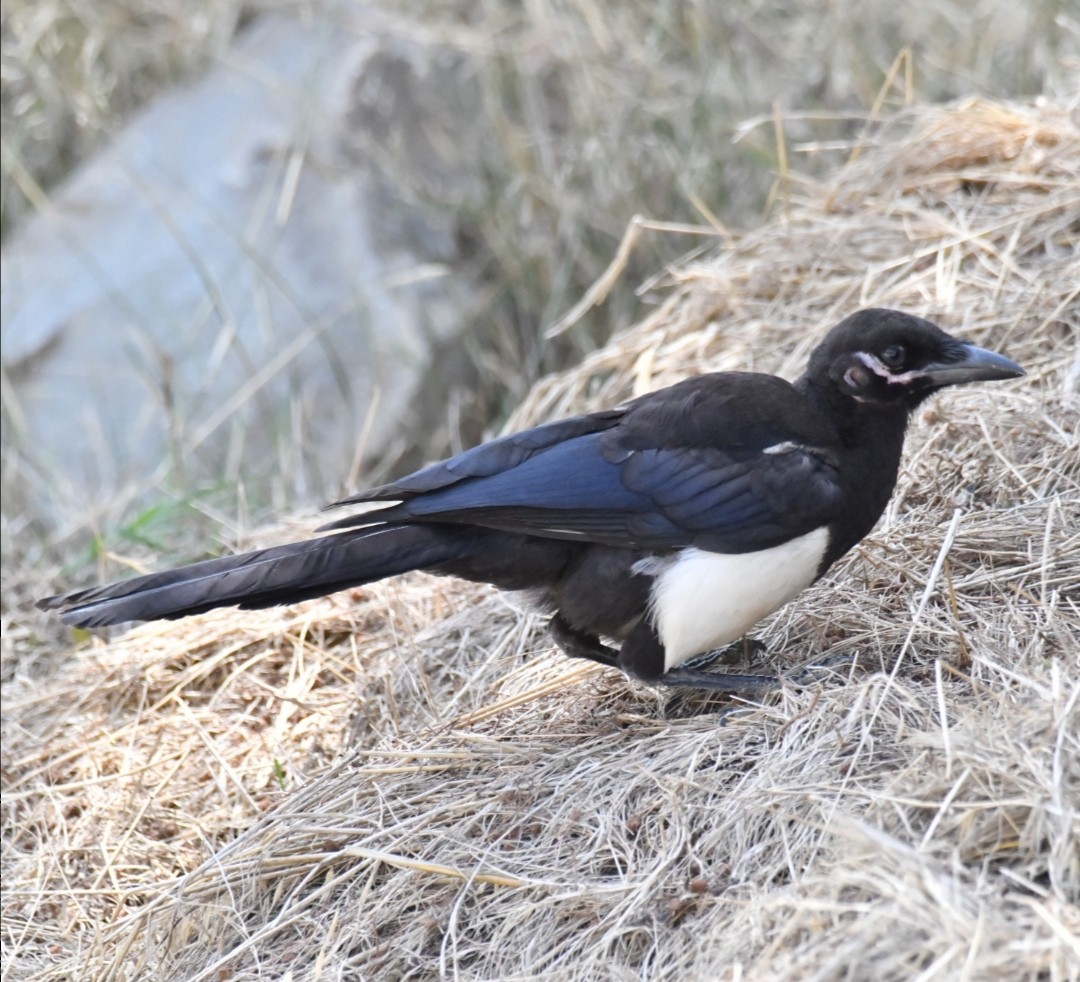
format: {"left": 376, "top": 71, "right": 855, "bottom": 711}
{"left": 36, "top": 524, "right": 468, "bottom": 629}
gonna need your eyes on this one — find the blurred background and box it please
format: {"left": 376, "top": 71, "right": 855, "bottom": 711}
{"left": 1, "top": 0, "right": 1075, "bottom": 583}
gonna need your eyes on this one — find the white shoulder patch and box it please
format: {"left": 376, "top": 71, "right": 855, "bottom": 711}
{"left": 762, "top": 440, "right": 806, "bottom": 456}
{"left": 648, "top": 527, "right": 830, "bottom": 671}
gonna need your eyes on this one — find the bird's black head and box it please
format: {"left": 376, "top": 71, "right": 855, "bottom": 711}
{"left": 801, "top": 308, "right": 1024, "bottom": 411}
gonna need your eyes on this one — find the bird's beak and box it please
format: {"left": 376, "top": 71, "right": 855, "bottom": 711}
{"left": 917, "top": 343, "right": 1025, "bottom": 387}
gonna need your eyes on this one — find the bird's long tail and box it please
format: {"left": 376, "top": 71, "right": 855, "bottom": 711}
{"left": 37, "top": 524, "right": 468, "bottom": 629}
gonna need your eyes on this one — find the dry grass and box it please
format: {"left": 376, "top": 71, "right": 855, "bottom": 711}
{"left": 3, "top": 97, "right": 1080, "bottom": 980}
{"left": 0, "top": 0, "right": 254, "bottom": 234}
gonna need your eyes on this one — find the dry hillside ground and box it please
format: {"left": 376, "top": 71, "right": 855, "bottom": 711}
{"left": 3, "top": 97, "right": 1078, "bottom": 980}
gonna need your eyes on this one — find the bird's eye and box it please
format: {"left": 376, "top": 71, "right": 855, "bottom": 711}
{"left": 880, "top": 344, "right": 906, "bottom": 368}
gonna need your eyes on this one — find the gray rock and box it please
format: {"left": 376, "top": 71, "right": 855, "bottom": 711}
{"left": 2, "top": 8, "right": 479, "bottom": 528}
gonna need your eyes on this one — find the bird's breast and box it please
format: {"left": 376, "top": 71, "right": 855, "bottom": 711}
{"left": 644, "top": 527, "right": 831, "bottom": 670}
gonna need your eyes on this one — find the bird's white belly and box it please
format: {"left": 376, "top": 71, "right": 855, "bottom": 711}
{"left": 645, "top": 527, "right": 830, "bottom": 670}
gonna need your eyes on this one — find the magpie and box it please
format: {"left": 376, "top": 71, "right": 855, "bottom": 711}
{"left": 39, "top": 309, "right": 1023, "bottom": 694}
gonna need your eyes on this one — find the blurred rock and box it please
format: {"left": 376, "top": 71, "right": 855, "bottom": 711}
{"left": 1, "top": 8, "right": 481, "bottom": 525}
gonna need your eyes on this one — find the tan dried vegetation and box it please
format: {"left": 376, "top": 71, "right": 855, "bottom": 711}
{"left": 3, "top": 97, "right": 1079, "bottom": 980}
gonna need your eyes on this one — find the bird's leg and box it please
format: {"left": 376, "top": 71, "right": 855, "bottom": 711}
{"left": 549, "top": 615, "right": 621, "bottom": 668}
{"left": 549, "top": 616, "right": 778, "bottom": 695}
{"left": 665, "top": 651, "right": 865, "bottom": 693}
{"left": 658, "top": 665, "right": 784, "bottom": 695}
{"left": 553, "top": 616, "right": 862, "bottom": 696}
{"left": 665, "top": 637, "right": 782, "bottom": 695}
{"left": 614, "top": 620, "right": 782, "bottom": 696}
{"left": 617, "top": 619, "right": 864, "bottom": 696}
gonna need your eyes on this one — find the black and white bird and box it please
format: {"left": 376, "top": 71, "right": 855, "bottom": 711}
{"left": 39, "top": 309, "right": 1023, "bottom": 693}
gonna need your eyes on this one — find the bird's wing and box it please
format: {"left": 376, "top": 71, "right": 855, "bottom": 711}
{"left": 322, "top": 374, "right": 845, "bottom": 554}
{"left": 330, "top": 411, "right": 626, "bottom": 503}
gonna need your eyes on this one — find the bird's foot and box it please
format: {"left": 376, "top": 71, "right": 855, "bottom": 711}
{"left": 658, "top": 651, "right": 864, "bottom": 696}
{"left": 657, "top": 666, "right": 783, "bottom": 696}
{"left": 549, "top": 615, "right": 620, "bottom": 668}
